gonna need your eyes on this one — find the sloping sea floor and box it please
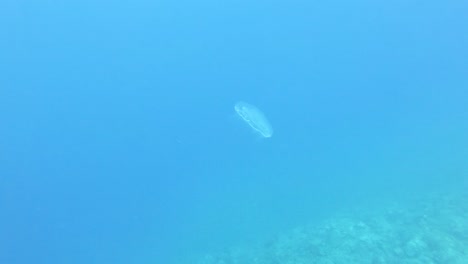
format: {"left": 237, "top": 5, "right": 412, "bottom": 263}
{"left": 195, "top": 192, "right": 468, "bottom": 264}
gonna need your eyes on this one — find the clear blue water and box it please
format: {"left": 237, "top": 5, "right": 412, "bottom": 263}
{"left": 1, "top": 0, "right": 467, "bottom": 263}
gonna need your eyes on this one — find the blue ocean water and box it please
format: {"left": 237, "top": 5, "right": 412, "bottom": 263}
{"left": 1, "top": 0, "right": 467, "bottom": 263}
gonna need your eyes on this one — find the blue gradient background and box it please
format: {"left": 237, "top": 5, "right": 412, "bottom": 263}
{"left": 1, "top": 0, "right": 467, "bottom": 263}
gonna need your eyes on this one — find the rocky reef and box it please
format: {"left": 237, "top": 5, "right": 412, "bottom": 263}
{"left": 196, "top": 193, "right": 468, "bottom": 264}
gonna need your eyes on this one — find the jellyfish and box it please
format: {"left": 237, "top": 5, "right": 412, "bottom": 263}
{"left": 235, "top": 101, "right": 273, "bottom": 138}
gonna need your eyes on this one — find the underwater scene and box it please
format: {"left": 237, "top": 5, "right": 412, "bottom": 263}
{"left": 1, "top": 0, "right": 467, "bottom": 263}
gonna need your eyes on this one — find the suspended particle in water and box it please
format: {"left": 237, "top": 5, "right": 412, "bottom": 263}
{"left": 235, "top": 101, "right": 273, "bottom": 138}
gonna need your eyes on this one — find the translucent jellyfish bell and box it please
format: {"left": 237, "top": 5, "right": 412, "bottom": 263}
{"left": 235, "top": 101, "right": 273, "bottom": 138}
